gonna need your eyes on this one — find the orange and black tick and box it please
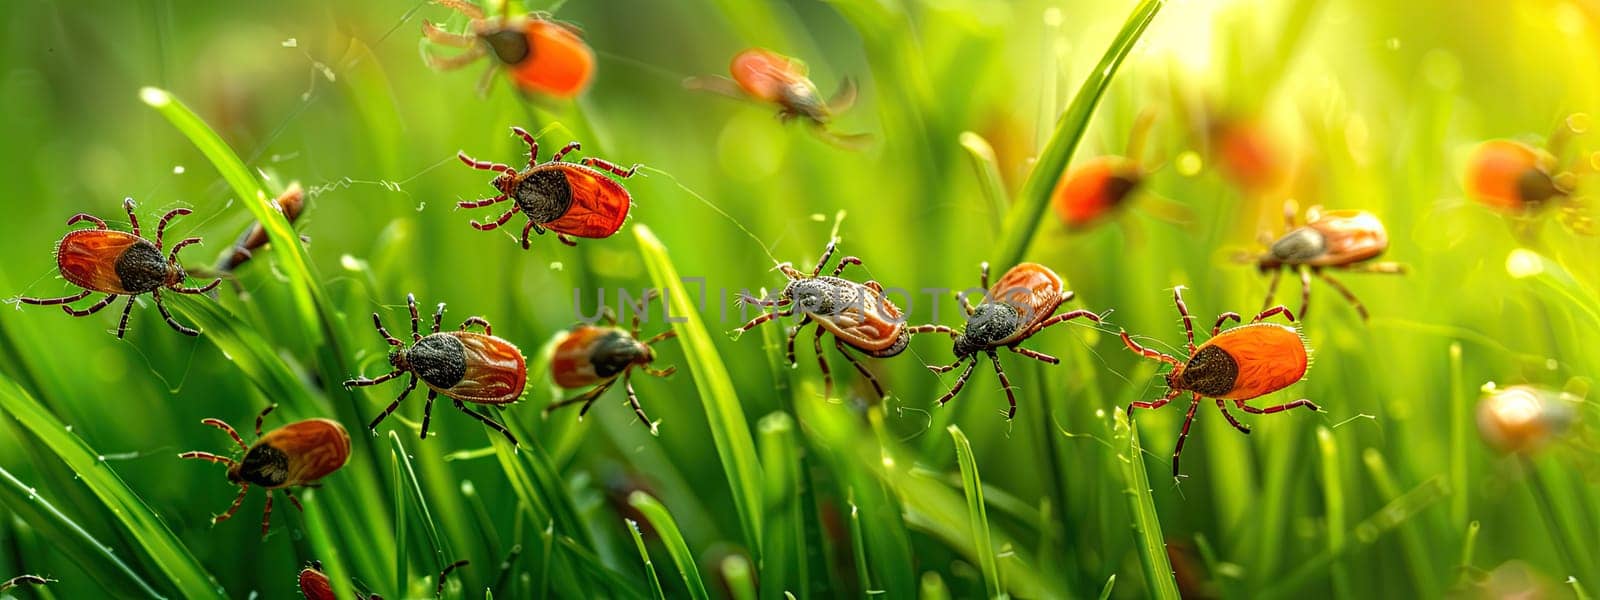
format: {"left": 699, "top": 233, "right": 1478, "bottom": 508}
{"left": 686, "top": 48, "right": 869, "bottom": 149}
{"left": 734, "top": 240, "right": 906, "bottom": 400}
{"left": 1464, "top": 138, "right": 1592, "bottom": 234}
{"left": 299, "top": 558, "right": 467, "bottom": 600}
{"left": 1239, "top": 199, "right": 1404, "bottom": 321}
{"left": 178, "top": 404, "right": 349, "bottom": 536}
{"left": 344, "top": 294, "right": 525, "bottom": 445}
{"left": 547, "top": 290, "right": 678, "bottom": 434}
{"left": 914, "top": 262, "right": 1103, "bottom": 419}
{"left": 456, "top": 127, "right": 638, "bottom": 249}
{"left": 1120, "top": 286, "right": 1318, "bottom": 478}
{"left": 1052, "top": 110, "right": 1158, "bottom": 230}
{"left": 422, "top": 0, "right": 593, "bottom": 99}
{"left": 215, "top": 182, "right": 307, "bottom": 273}
{"left": 16, "top": 197, "right": 221, "bottom": 338}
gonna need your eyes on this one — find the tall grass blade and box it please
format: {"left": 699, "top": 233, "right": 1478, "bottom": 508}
{"left": 1362, "top": 449, "right": 1439, "bottom": 594}
{"left": 0, "top": 374, "right": 224, "bottom": 599}
{"left": 846, "top": 493, "right": 873, "bottom": 594}
{"left": 634, "top": 224, "right": 763, "bottom": 556}
{"left": 1262, "top": 477, "right": 1449, "bottom": 599}
{"left": 0, "top": 465, "right": 162, "bottom": 597}
{"left": 1119, "top": 421, "right": 1180, "bottom": 599}
{"left": 629, "top": 491, "right": 710, "bottom": 600}
{"left": 626, "top": 520, "right": 667, "bottom": 600}
{"left": 391, "top": 432, "right": 450, "bottom": 579}
{"left": 721, "top": 555, "right": 756, "bottom": 600}
{"left": 949, "top": 425, "right": 1004, "bottom": 599}
{"left": 1316, "top": 427, "right": 1351, "bottom": 599}
{"left": 991, "top": 0, "right": 1165, "bottom": 267}
{"left": 758, "top": 412, "right": 805, "bottom": 598}
{"left": 960, "top": 132, "right": 1012, "bottom": 236}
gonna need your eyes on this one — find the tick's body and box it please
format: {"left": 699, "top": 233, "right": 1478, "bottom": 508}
{"left": 1245, "top": 200, "right": 1404, "bottom": 321}
{"left": 735, "top": 241, "right": 909, "bottom": 400}
{"left": 217, "top": 183, "right": 306, "bottom": 272}
{"left": 344, "top": 294, "right": 525, "bottom": 445}
{"left": 686, "top": 48, "right": 868, "bottom": 149}
{"left": 1120, "top": 287, "right": 1318, "bottom": 477}
{"left": 917, "top": 263, "right": 1103, "bottom": 418}
{"left": 299, "top": 558, "right": 466, "bottom": 600}
{"left": 422, "top": 0, "right": 594, "bottom": 98}
{"left": 456, "top": 127, "right": 637, "bottom": 249}
{"left": 1052, "top": 156, "right": 1142, "bottom": 230}
{"left": 1465, "top": 140, "right": 1566, "bottom": 213}
{"left": 18, "top": 198, "right": 221, "bottom": 338}
{"left": 547, "top": 290, "right": 678, "bottom": 433}
{"left": 179, "top": 406, "right": 350, "bottom": 536}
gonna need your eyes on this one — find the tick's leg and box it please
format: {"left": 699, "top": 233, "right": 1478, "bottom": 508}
{"left": 510, "top": 127, "right": 539, "bottom": 165}
{"left": 1282, "top": 198, "right": 1299, "bottom": 230}
{"left": 454, "top": 399, "right": 518, "bottom": 446}
{"left": 201, "top": 417, "right": 248, "bottom": 450}
{"left": 979, "top": 262, "right": 991, "bottom": 290}
{"left": 813, "top": 326, "right": 833, "bottom": 399}
{"left": 1119, "top": 330, "right": 1183, "bottom": 368}
{"left": 520, "top": 220, "right": 536, "bottom": 249}
{"left": 154, "top": 207, "right": 193, "bottom": 251}
{"left": 282, "top": 488, "right": 304, "bottom": 512}
{"left": 436, "top": 0, "right": 485, "bottom": 20}
{"left": 255, "top": 404, "right": 277, "bottom": 438}
{"left": 424, "top": 45, "right": 488, "bottom": 70}
{"left": 214, "top": 483, "right": 248, "bottom": 525}
{"left": 628, "top": 290, "right": 661, "bottom": 336}
{"left": 172, "top": 276, "right": 223, "bottom": 295}
{"left": 733, "top": 308, "right": 791, "bottom": 336}
{"left": 907, "top": 324, "right": 958, "bottom": 338}
{"left": 368, "top": 375, "right": 418, "bottom": 432}
{"left": 17, "top": 289, "right": 91, "bottom": 306}
{"left": 421, "top": 20, "right": 475, "bottom": 47}
{"left": 579, "top": 156, "right": 641, "bottom": 178}
{"left": 1033, "top": 309, "right": 1103, "bottom": 333}
{"left": 1316, "top": 272, "right": 1369, "bottom": 322}
{"left": 1172, "top": 286, "right": 1197, "bottom": 353}
{"left": 1250, "top": 305, "right": 1297, "bottom": 324}
{"left": 420, "top": 390, "right": 438, "bottom": 440}
{"left": 113, "top": 295, "right": 136, "bottom": 339}
{"left": 1211, "top": 312, "right": 1241, "bottom": 337}
{"left": 1127, "top": 388, "right": 1181, "bottom": 420}
{"left": 344, "top": 370, "right": 403, "bottom": 388}
{"left": 811, "top": 240, "right": 838, "bottom": 277}
{"left": 933, "top": 358, "right": 976, "bottom": 406}
{"left": 165, "top": 237, "right": 203, "bottom": 265}
{"left": 457, "top": 151, "right": 517, "bottom": 175}
{"left": 642, "top": 364, "right": 676, "bottom": 377}
{"left": 785, "top": 318, "right": 810, "bottom": 366}
{"left": 1298, "top": 266, "right": 1313, "bottom": 321}
{"left": 1170, "top": 395, "right": 1202, "bottom": 479}
{"left": 407, "top": 293, "right": 422, "bottom": 340}
{"left": 437, "top": 560, "right": 471, "bottom": 597}
{"left": 642, "top": 328, "right": 676, "bottom": 347}
{"left": 152, "top": 290, "right": 199, "bottom": 336}
{"left": 1261, "top": 267, "right": 1283, "bottom": 313}
{"left": 1215, "top": 397, "right": 1250, "bottom": 434}
{"left": 61, "top": 293, "right": 116, "bottom": 316}
{"left": 544, "top": 378, "right": 617, "bottom": 416}
{"left": 259, "top": 493, "right": 274, "bottom": 537}
{"left": 831, "top": 256, "right": 863, "bottom": 277}
{"left": 178, "top": 451, "right": 238, "bottom": 468}
{"left": 550, "top": 141, "right": 581, "bottom": 163}
{"left": 460, "top": 316, "right": 492, "bottom": 334}
{"left": 557, "top": 233, "right": 578, "bottom": 247}
{"left": 739, "top": 292, "right": 784, "bottom": 307}
{"left": 457, "top": 194, "right": 509, "bottom": 209}
{"left": 1346, "top": 261, "right": 1406, "bottom": 274}
{"left": 1009, "top": 345, "right": 1060, "bottom": 365}
{"left": 66, "top": 213, "right": 107, "bottom": 229}
{"left": 471, "top": 207, "right": 518, "bottom": 231}
{"left": 928, "top": 356, "right": 965, "bottom": 374}
{"left": 837, "top": 339, "right": 885, "bottom": 400}
{"left": 1236, "top": 398, "right": 1321, "bottom": 415}
{"left": 986, "top": 351, "right": 1019, "bottom": 419}
{"left": 432, "top": 301, "right": 446, "bottom": 334}
{"left": 624, "top": 372, "right": 658, "bottom": 434}
{"left": 123, "top": 197, "right": 141, "bottom": 237}
{"left": 372, "top": 313, "right": 403, "bottom": 346}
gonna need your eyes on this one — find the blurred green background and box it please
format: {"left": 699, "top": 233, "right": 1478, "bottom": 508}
{"left": 1, "top": 0, "right": 1598, "bottom": 598}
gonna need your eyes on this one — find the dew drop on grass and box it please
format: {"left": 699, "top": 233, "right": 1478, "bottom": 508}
{"left": 281, "top": 38, "right": 298, "bottom": 48}
{"left": 810, "top": 213, "right": 826, "bottom": 222}
{"left": 173, "top": 165, "right": 185, "bottom": 174}
{"left": 1175, "top": 151, "right": 1203, "bottom": 176}
{"left": 340, "top": 254, "right": 365, "bottom": 272}
{"left": 549, "top": 261, "right": 564, "bottom": 271}
{"left": 1506, "top": 248, "right": 1543, "bottom": 278}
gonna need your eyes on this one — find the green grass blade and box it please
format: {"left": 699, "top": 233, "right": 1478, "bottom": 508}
{"left": 634, "top": 224, "right": 763, "bottom": 556}
{"left": 1316, "top": 427, "right": 1351, "bottom": 600}
{"left": 1262, "top": 477, "right": 1448, "bottom": 599}
{"left": 1456, "top": 520, "right": 1480, "bottom": 587}
{"left": 0, "top": 375, "right": 224, "bottom": 599}
{"left": 0, "top": 465, "right": 162, "bottom": 598}
{"left": 721, "top": 555, "right": 756, "bottom": 600}
{"left": 629, "top": 491, "right": 709, "bottom": 600}
{"left": 991, "top": 0, "right": 1165, "bottom": 267}
{"left": 759, "top": 412, "right": 805, "bottom": 599}
{"left": 959, "top": 131, "right": 1012, "bottom": 236}
{"left": 1363, "top": 449, "right": 1439, "bottom": 594}
{"left": 846, "top": 492, "right": 873, "bottom": 594}
{"left": 949, "top": 425, "right": 1003, "bottom": 599}
{"left": 392, "top": 436, "right": 410, "bottom": 599}
{"left": 1120, "top": 421, "right": 1180, "bottom": 599}
{"left": 302, "top": 488, "right": 359, "bottom": 600}
{"left": 1098, "top": 574, "right": 1117, "bottom": 600}
{"left": 1448, "top": 342, "right": 1468, "bottom": 527}
{"left": 391, "top": 432, "right": 450, "bottom": 584}
{"left": 626, "top": 520, "right": 667, "bottom": 600}
{"left": 920, "top": 571, "right": 950, "bottom": 600}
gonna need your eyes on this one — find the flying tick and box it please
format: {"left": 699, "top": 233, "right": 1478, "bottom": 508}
{"left": 1120, "top": 286, "right": 1319, "bottom": 478}
{"left": 344, "top": 294, "right": 525, "bottom": 446}
{"left": 547, "top": 290, "right": 678, "bottom": 434}
{"left": 686, "top": 48, "right": 870, "bottom": 149}
{"left": 178, "top": 405, "right": 350, "bottom": 536}
{"left": 734, "top": 240, "right": 907, "bottom": 400}
{"left": 914, "top": 262, "right": 1103, "bottom": 418}
{"left": 16, "top": 197, "right": 221, "bottom": 338}
{"left": 1239, "top": 199, "right": 1405, "bottom": 321}
{"left": 1052, "top": 110, "right": 1158, "bottom": 230}
{"left": 456, "top": 126, "right": 638, "bottom": 249}
{"left": 422, "top": 0, "right": 594, "bottom": 98}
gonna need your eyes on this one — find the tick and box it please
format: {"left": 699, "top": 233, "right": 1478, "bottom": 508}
{"left": 1464, "top": 138, "right": 1592, "bottom": 234}
{"left": 344, "top": 294, "right": 525, "bottom": 446}
{"left": 1241, "top": 199, "right": 1404, "bottom": 321}
{"left": 734, "top": 240, "right": 907, "bottom": 400}
{"left": 15, "top": 197, "right": 221, "bottom": 338}
{"left": 546, "top": 290, "right": 678, "bottom": 434}
{"left": 1052, "top": 110, "right": 1157, "bottom": 230}
{"left": 915, "top": 262, "right": 1103, "bottom": 419}
{"left": 0, "top": 575, "right": 53, "bottom": 593}
{"left": 1119, "top": 286, "right": 1319, "bottom": 478}
{"left": 299, "top": 558, "right": 468, "bottom": 600}
{"left": 422, "top": 0, "right": 594, "bottom": 98}
{"left": 178, "top": 404, "right": 350, "bottom": 536}
{"left": 215, "top": 182, "right": 307, "bottom": 273}
{"left": 456, "top": 127, "right": 639, "bottom": 250}
{"left": 686, "top": 48, "right": 869, "bottom": 149}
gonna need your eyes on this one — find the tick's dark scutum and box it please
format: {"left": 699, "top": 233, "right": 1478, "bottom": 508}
{"left": 1181, "top": 345, "right": 1239, "bottom": 397}
{"left": 484, "top": 28, "right": 530, "bottom": 64}
{"left": 239, "top": 444, "right": 290, "bottom": 487}
{"left": 514, "top": 168, "right": 575, "bottom": 223}
{"left": 409, "top": 334, "right": 469, "bottom": 389}
{"left": 114, "top": 240, "right": 167, "bottom": 292}
{"left": 590, "top": 330, "right": 642, "bottom": 378}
